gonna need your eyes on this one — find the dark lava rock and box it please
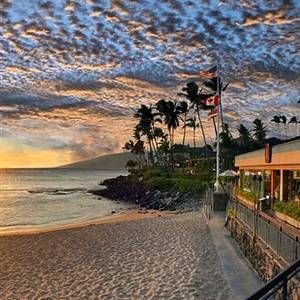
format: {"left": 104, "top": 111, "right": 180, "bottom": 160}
{"left": 90, "top": 175, "right": 203, "bottom": 212}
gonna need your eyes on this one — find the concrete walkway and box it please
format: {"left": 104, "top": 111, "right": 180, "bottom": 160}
{"left": 208, "top": 212, "right": 263, "bottom": 300}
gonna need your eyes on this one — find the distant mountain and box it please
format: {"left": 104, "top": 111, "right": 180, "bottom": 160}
{"left": 58, "top": 152, "right": 137, "bottom": 170}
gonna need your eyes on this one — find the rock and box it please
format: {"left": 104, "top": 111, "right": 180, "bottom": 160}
{"left": 90, "top": 174, "right": 203, "bottom": 212}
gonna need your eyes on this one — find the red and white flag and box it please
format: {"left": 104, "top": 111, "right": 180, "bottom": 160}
{"left": 203, "top": 95, "right": 219, "bottom": 107}
{"left": 199, "top": 65, "right": 217, "bottom": 78}
{"left": 208, "top": 107, "right": 218, "bottom": 120}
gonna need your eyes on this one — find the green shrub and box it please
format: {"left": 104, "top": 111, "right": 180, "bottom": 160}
{"left": 145, "top": 176, "right": 210, "bottom": 193}
{"left": 273, "top": 201, "right": 300, "bottom": 221}
{"left": 236, "top": 187, "right": 256, "bottom": 202}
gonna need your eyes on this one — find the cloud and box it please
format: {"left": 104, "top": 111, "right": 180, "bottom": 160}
{"left": 0, "top": 92, "right": 92, "bottom": 111}
{"left": 0, "top": 0, "right": 300, "bottom": 165}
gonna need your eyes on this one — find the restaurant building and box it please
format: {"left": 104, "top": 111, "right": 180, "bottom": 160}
{"left": 235, "top": 138, "right": 300, "bottom": 208}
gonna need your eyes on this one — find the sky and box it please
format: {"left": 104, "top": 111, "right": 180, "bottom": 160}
{"left": 0, "top": 0, "right": 299, "bottom": 168}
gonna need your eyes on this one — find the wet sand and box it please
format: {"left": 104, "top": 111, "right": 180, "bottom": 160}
{"left": 0, "top": 211, "right": 230, "bottom": 299}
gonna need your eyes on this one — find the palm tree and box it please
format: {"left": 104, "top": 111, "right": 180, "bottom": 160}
{"left": 280, "top": 115, "right": 287, "bottom": 127}
{"left": 156, "top": 99, "right": 182, "bottom": 169}
{"left": 253, "top": 118, "right": 267, "bottom": 148}
{"left": 134, "top": 104, "right": 161, "bottom": 164}
{"left": 237, "top": 124, "right": 252, "bottom": 153}
{"left": 178, "top": 100, "right": 189, "bottom": 146}
{"left": 184, "top": 117, "right": 199, "bottom": 148}
{"left": 123, "top": 138, "right": 146, "bottom": 167}
{"left": 289, "top": 116, "right": 298, "bottom": 124}
{"left": 179, "top": 82, "right": 212, "bottom": 148}
{"left": 271, "top": 115, "right": 281, "bottom": 130}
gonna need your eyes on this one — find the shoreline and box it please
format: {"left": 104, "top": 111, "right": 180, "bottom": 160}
{"left": 0, "top": 209, "right": 174, "bottom": 237}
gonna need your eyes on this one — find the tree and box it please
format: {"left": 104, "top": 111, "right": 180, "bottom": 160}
{"left": 237, "top": 124, "right": 252, "bottom": 153}
{"left": 219, "top": 124, "right": 235, "bottom": 169}
{"left": 179, "top": 82, "right": 206, "bottom": 148}
{"left": 178, "top": 100, "right": 189, "bottom": 146}
{"left": 134, "top": 104, "right": 161, "bottom": 164}
{"left": 123, "top": 133, "right": 146, "bottom": 167}
{"left": 126, "top": 159, "right": 137, "bottom": 170}
{"left": 156, "top": 99, "right": 182, "bottom": 169}
{"left": 184, "top": 117, "right": 199, "bottom": 148}
{"left": 253, "top": 118, "right": 267, "bottom": 148}
{"left": 271, "top": 115, "right": 281, "bottom": 130}
{"left": 179, "top": 81, "right": 216, "bottom": 151}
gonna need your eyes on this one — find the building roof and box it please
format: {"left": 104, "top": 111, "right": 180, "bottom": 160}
{"left": 235, "top": 137, "right": 300, "bottom": 170}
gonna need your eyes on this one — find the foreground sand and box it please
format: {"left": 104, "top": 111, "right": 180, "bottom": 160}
{"left": 0, "top": 212, "right": 230, "bottom": 299}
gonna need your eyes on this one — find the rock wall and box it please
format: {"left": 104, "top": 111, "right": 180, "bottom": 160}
{"left": 227, "top": 217, "right": 281, "bottom": 281}
{"left": 227, "top": 217, "right": 300, "bottom": 299}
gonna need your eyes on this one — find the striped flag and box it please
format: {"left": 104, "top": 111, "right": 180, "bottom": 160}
{"left": 203, "top": 95, "right": 219, "bottom": 107}
{"left": 208, "top": 107, "right": 218, "bottom": 120}
{"left": 199, "top": 65, "right": 217, "bottom": 78}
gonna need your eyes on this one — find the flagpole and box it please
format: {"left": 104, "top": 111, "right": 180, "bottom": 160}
{"left": 215, "top": 61, "right": 221, "bottom": 192}
{"left": 212, "top": 117, "right": 217, "bottom": 137}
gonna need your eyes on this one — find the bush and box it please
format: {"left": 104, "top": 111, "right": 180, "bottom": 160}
{"left": 236, "top": 187, "right": 256, "bottom": 202}
{"left": 142, "top": 168, "right": 170, "bottom": 180}
{"left": 273, "top": 201, "right": 300, "bottom": 221}
{"left": 145, "top": 177, "right": 210, "bottom": 193}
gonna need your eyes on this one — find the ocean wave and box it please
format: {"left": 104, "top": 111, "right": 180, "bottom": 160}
{"left": 27, "top": 188, "right": 87, "bottom": 195}
{"left": 0, "top": 188, "right": 29, "bottom": 192}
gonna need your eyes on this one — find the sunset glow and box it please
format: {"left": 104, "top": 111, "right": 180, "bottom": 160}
{"left": 0, "top": 139, "right": 72, "bottom": 168}
{"left": 0, "top": 0, "right": 299, "bottom": 167}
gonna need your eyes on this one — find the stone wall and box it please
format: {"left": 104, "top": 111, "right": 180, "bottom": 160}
{"left": 227, "top": 216, "right": 300, "bottom": 299}
{"left": 227, "top": 216, "right": 281, "bottom": 281}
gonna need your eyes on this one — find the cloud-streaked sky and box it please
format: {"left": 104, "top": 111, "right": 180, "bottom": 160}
{"left": 0, "top": 0, "right": 299, "bottom": 167}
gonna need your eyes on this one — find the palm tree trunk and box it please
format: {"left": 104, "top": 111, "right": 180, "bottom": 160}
{"left": 196, "top": 104, "right": 207, "bottom": 147}
{"left": 150, "top": 139, "right": 158, "bottom": 163}
{"left": 169, "top": 128, "right": 174, "bottom": 171}
{"left": 151, "top": 124, "right": 161, "bottom": 165}
{"left": 182, "top": 113, "right": 187, "bottom": 146}
{"left": 148, "top": 137, "right": 154, "bottom": 165}
{"left": 193, "top": 128, "right": 196, "bottom": 148}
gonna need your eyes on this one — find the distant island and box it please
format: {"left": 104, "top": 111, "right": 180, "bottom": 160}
{"left": 58, "top": 152, "right": 137, "bottom": 170}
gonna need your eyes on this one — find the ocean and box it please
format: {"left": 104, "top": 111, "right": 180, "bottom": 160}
{"left": 0, "top": 169, "right": 135, "bottom": 233}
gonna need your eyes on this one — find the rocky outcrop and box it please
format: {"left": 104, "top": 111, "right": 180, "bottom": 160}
{"left": 90, "top": 175, "right": 202, "bottom": 211}
{"left": 90, "top": 176, "right": 146, "bottom": 203}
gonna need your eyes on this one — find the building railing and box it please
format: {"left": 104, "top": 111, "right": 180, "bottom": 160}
{"left": 200, "top": 188, "right": 214, "bottom": 221}
{"left": 246, "top": 258, "right": 300, "bottom": 300}
{"left": 227, "top": 199, "right": 300, "bottom": 265}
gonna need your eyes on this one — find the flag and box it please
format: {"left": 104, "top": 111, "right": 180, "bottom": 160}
{"left": 208, "top": 107, "right": 218, "bottom": 120}
{"left": 203, "top": 95, "right": 219, "bottom": 107}
{"left": 199, "top": 65, "right": 217, "bottom": 78}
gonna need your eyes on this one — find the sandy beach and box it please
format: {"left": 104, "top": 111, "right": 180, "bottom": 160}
{"left": 0, "top": 211, "right": 230, "bottom": 299}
